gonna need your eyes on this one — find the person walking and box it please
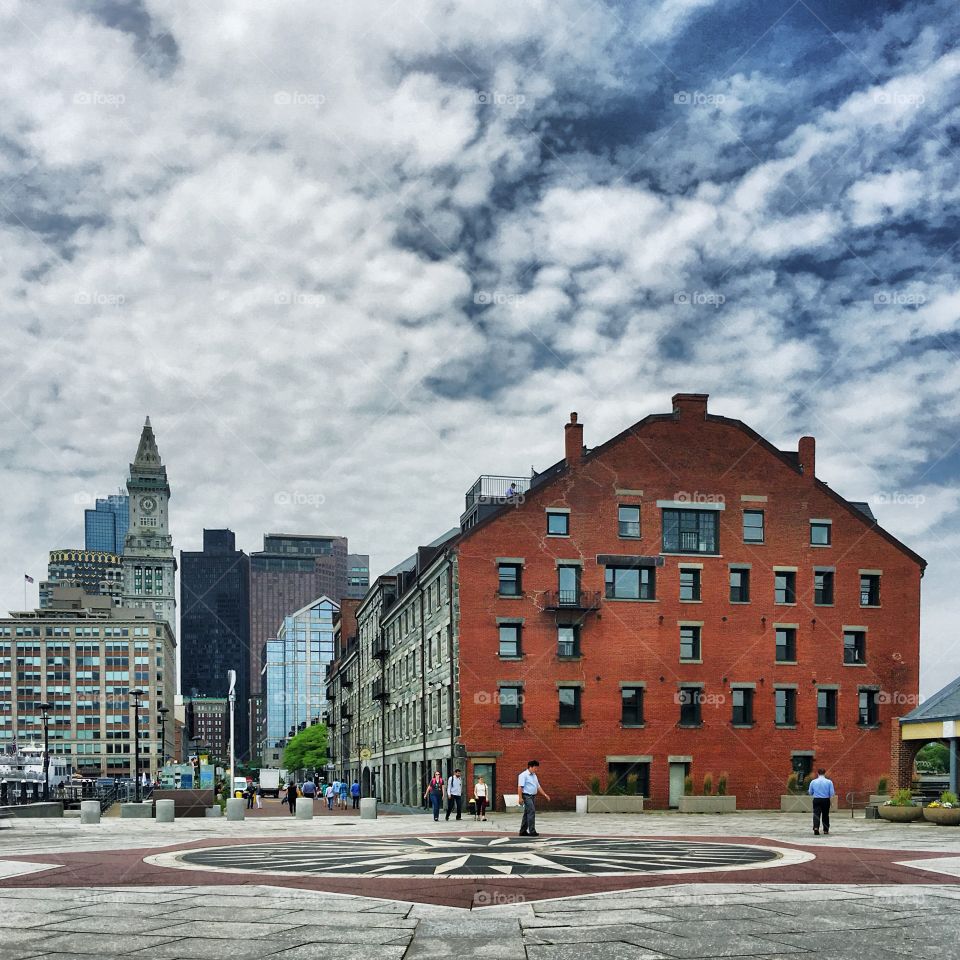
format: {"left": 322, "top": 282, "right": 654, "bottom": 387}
{"left": 808, "top": 767, "right": 836, "bottom": 836}
{"left": 285, "top": 781, "right": 298, "bottom": 815}
{"left": 518, "top": 759, "right": 550, "bottom": 837}
{"left": 445, "top": 768, "right": 464, "bottom": 821}
{"left": 255, "top": 783, "right": 263, "bottom": 810}
{"left": 245, "top": 784, "right": 254, "bottom": 809}
{"left": 324, "top": 782, "right": 335, "bottom": 811}
{"left": 338, "top": 779, "right": 348, "bottom": 809}
{"left": 474, "top": 775, "right": 488, "bottom": 821}
{"left": 351, "top": 780, "right": 361, "bottom": 809}
{"left": 424, "top": 770, "right": 444, "bottom": 821}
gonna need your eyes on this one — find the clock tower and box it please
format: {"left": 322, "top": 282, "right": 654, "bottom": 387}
{"left": 121, "top": 417, "right": 177, "bottom": 632}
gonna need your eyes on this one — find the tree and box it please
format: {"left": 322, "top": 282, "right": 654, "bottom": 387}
{"left": 916, "top": 742, "right": 949, "bottom": 774}
{"left": 282, "top": 723, "right": 328, "bottom": 773}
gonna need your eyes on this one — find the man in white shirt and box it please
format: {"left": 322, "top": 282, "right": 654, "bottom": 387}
{"left": 517, "top": 759, "right": 550, "bottom": 837}
{"left": 445, "top": 768, "right": 464, "bottom": 820}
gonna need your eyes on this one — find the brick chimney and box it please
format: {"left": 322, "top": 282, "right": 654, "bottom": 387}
{"left": 672, "top": 393, "right": 709, "bottom": 419}
{"left": 565, "top": 412, "right": 583, "bottom": 465}
{"left": 798, "top": 436, "right": 816, "bottom": 481}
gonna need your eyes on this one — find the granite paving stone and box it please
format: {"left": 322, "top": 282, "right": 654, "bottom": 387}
{"left": 24, "top": 932, "right": 183, "bottom": 956}
{"left": 403, "top": 935, "right": 529, "bottom": 958}
{"left": 35, "top": 915, "right": 177, "bottom": 935}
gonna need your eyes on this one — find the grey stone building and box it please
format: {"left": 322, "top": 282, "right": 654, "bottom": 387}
{"left": 0, "top": 586, "right": 176, "bottom": 777}
{"left": 327, "top": 532, "right": 460, "bottom": 803}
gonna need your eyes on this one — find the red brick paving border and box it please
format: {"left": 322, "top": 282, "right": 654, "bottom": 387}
{"left": 0, "top": 834, "right": 953, "bottom": 909}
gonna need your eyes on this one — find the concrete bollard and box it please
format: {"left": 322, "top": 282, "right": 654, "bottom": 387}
{"left": 295, "top": 797, "right": 314, "bottom": 820}
{"left": 120, "top": 802, "right": 153, "bottom": 819}
{"left": 155, "top": 799, "right": 175, "bottom": 823}
{"left": 575, "top": 795, "right": 588, "bottom": 816}
{"left": 205, "top": 806, "right": 222, "bottom": 818}
{"left": 80, "top": 800, "right": 101, "bottom": 825}
{"left": 226, "top": 798, "right": 245, "bottom": 821}
{"left": 360, "top": 797, "right": 378, "bottom": 820}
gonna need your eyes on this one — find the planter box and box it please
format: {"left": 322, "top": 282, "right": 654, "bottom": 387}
{"left": 877, "top": 805, "right": 923, "bottom": 823}
{"left": 585, "top": 795, "right": 644, "bottom": 814}
{"left": 923, "top": 806, "right": 960, "bottom": 826}
{"left": 678, "top": 795, "right": 736, "bottom": 814}
{"left": 780, "top": 795, "right": 838, "bottom": 813}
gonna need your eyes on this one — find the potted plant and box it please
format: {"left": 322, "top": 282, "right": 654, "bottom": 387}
{"left": 780, "top": 773, "right": 815, "bottom": 813}
{"left": 584, "top": 774, "right": 643, "bottom": 813}
{"left": 679, "top": 771, "right": 736, "bottom": 813}
{"left": 923, "top": 791, "right": 960, "bottom": 826}
{"left": 870, "top": 775, "right": 891, "bottom": 805}
{"left": 878, "top": 788, "right": 923, "bottom": 822}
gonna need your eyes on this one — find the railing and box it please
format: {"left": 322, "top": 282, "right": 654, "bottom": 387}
{"left": 543, "top": 589, "right": 601, "bottom": 611}
{"left": 372, "top": 678, "right": 388, "bottom": 702}
{"left": 464, "top": 475, "right": 530, "bottom": 512}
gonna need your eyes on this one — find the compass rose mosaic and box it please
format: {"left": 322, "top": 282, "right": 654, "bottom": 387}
{"left": 154, "top": 835, "right": 799, "bottom": 879}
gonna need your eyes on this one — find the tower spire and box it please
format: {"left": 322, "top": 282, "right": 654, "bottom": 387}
{"left": 133, "top": 416, "right": 161, "bottom": 467}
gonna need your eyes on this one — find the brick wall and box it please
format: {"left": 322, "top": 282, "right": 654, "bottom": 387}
{"left": 455, "top": 396, "right": 923, "bottom": 809}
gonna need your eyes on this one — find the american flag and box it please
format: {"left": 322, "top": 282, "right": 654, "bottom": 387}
{"left": 23, "top": 574, "right": 34, "bottom": 584}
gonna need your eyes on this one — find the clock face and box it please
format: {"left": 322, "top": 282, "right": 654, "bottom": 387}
{"left": 140, "top": 496, "right": 157, "bottom": 514}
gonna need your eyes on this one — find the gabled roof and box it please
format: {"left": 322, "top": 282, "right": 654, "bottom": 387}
{"left": 456, "top": 408, "right": 926, "bottom": 570}
{"left": 901, "top": 676, "right": 960, "bottom": 724}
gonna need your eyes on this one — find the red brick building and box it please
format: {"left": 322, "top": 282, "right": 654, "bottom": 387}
{"left": 455, "top": 394, "right": 924, "bottom": 809}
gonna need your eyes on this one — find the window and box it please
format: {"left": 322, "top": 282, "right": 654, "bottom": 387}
{"left": 679, "top": 569, "right": 701, "bottom": 601}
{"left": 679, "top": 625, "right": 701, "bottom": 661}
{"left": 774, "top": 572, "right": 796, "bottom": 604}
{"left": 843, "top": 630, "right": 866, "bottom": 664}
{"left": 498, "top": 624, "right": 521, "bottom": 658}
{"left": 775, "top": 688, "right": 796, "bottom": 726}
{"left": 547, "top": 511, "right": 569, "bottom": 536}
{"left": 604, "top": 566, "right": 655, "bottom": 600}
{"left": 499, "top": 686, "right": 523, "bottom": 724}
{"left": 732, "top": 688, "right": 754, "bottom": 725}
{"left": 498, "top": 564, "right": 521, "bottom": 596}
{"left": 557, "top": 625, "right": 579, "bottom": 658}
{"left": 678, "top": 687, "right": 702, "bottom": 726}
{"left": 618, "top": 505, "right": 640, "bottom": 538}
{"left": 775, "top": 627, "right": 797, "bottom": 663}
{"left": 817, "top": 689, "right": 837, "bottom": 727}
{"left": 859, "top": 689, "right": 880, "bottom": 726}
{"left": 810, "top": 521, "right": 831, "bottom": 546}
{"left": 814, "top": 571, "right": 834, "bottom": 605}
{"left": 860, "top": 574, "right": 880, "bottom": 607}
{"left": 557, "top": 565, "right": 580, "bottom": 605}
{"left": 608, "top": 760, "right": 649, "bottom": 796}
{"left": 743, "top": 510, "right": 764, "bottom": 543}
{"left": 662, "top": 509, "right": 719, "bottom": 554}
{"left": 558, "top": 687, "right": 581, "bottom": 726}
{"left": 621, "top": 687, "right": 644, "bottom": 725}
{"left": 730, "top": 568, "right": 750, "bottom": 603}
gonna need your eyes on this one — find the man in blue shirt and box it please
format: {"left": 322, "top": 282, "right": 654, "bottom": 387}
{"left": 808, "top": 768, "right": 836, "bottom": 835}
{"left": 518, "top": 760, "right": 551, "bottom": 837}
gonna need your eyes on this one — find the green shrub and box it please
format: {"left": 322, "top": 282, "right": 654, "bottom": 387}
{"left": 890, "top": 788, "right": 915, "bottom": 807}
{"left": 626, "top": 773, "right": 639, "bottom": 796}
{"left": 941, "top": 791, "right": 958, "bottom": 806}
{"left": 717, "top": 773, "right": 728, "bottom": 796}
{"left": 589, "top": 776, "right": 601, "bottom": 796}
{"left": 683, "top": 775, "right": 694, "bottom": 796}
{"left": 702, "top": 773, "right": 713, "bottom": 796}
{"left": 786, "top": 772, "right": 799, "bottom": 795}
{"left": 876, "top": 775, "right": 889, "bottom": 795}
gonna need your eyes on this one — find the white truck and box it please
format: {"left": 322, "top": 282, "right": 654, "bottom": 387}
{"left": 259, "top": 768, "right": 282, "bottom": 798}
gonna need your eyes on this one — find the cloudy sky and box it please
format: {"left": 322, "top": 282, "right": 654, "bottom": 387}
{"left": 1, "top": 0, "right": 958, "bottom": 694}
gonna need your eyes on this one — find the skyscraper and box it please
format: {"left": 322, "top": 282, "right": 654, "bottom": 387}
{"left": 248, "top": 534, "right": 348, "bottom": 697}
{"left": 120, "top": 418, "right": 177, "bottom": 632}
{"left": 84, "top": 493, "right": 129, "bottom": 553}
{"left": 39, "top": 549, "right": 123, "bottom": 608}
{"left": 179, "top": 529, "right": 251, "bottom": 759}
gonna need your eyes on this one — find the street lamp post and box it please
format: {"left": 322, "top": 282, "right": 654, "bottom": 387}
{"left": 39, "top": 701, "right": 52, "bottom": 802}
{"left": 158, "top": 707, "right": 169, "bottom": 769}
{"left": 227, "top": 670, "right": 236, "bottom": 797}
{"left": 130, "top": 689, "right": 145, "bottom": 802}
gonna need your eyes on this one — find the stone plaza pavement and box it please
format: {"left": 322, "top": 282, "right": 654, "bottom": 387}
{"left": 2, "top": 804, "right": 960, "bottom": 959}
